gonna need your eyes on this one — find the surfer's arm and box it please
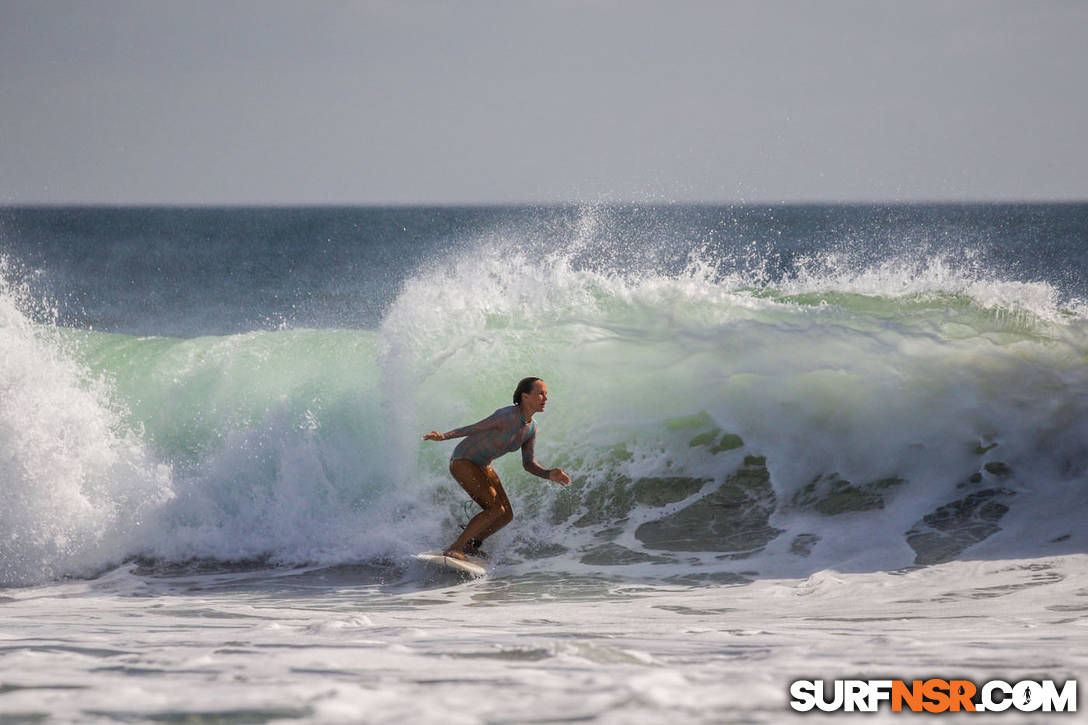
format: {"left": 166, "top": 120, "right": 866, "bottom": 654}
{"left": 521, "top": 433, "right": 569, "bottom": 484}
{"left": 433, "top": 408, "right": 507, "bottom": 440}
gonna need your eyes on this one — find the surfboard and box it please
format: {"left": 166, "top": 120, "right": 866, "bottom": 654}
{"left": 414, "top": 550, "right": 487, "bottom": 577}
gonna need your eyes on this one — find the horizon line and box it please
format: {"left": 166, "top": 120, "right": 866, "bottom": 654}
{"left": 4, "top": 198, "right": 1088, "bottom": 210}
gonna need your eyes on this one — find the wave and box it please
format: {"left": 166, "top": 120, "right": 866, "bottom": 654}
{"left": 3, "top": 233, "right": 1088, "bottom": 586}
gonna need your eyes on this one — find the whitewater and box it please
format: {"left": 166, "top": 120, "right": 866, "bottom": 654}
{"left": 1, "top": 204, "right": 1086, "bottom": 722}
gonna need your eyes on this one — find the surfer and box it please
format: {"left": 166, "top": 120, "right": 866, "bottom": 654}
{"left": 423, "top": 377, "right": 571, "bottom": 561}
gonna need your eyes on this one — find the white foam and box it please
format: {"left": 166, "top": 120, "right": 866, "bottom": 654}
{"left": 0, "top": 262, "right": 174, "bottom": 586}
{"left": 1, "top": 555, "right": 1084, "bottom": 723}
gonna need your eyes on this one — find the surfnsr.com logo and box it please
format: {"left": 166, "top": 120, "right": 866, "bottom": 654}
{"left": 789, "top": 679, "right": 1077, "bottom": 713}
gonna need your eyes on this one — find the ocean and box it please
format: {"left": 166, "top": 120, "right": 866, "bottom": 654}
{"left": 1, "top": 204, "right": 1086, "bottom": 722}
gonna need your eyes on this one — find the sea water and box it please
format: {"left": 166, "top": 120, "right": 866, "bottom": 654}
{"left": 1, "top": 204, "right": 1086, "bottom": 722}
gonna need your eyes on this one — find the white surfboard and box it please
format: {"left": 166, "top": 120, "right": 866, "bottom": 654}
{"left": 414, "top": 550, "right": 487, "bottom": 577}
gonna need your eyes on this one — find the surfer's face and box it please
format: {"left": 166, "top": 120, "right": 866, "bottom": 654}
{"left": 521, "top": 380, "right": 548, "bottom": 414}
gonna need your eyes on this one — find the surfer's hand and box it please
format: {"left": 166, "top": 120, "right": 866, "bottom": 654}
{"left": 549, "top": 468, "right": 571, "bottom": 486}
{"left": 423, "top": 431, "right": 444, "bottom": 441}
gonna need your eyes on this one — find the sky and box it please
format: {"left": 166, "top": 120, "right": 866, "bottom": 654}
{"left": 2, "top": 0, "right": 1087, "bottom": 205}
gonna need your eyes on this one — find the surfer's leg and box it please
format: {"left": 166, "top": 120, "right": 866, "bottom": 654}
{"left": 469, "top": 473, "right": 513, "bottom": 546}
{"left": 445, "top": 460, "right": 513, "bottom": 560}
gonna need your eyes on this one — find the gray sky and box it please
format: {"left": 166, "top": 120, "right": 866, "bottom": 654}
{"left": 2, "top": 0, "right": 1086, "bottom": 205}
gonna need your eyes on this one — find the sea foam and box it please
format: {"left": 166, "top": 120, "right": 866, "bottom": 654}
{"left": 0, "top": 260, "right": 173, "bottom": 586}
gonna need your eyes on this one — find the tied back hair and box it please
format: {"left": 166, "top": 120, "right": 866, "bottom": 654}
{"left": 513, "top": 377, "right": 542, "bottom": 406}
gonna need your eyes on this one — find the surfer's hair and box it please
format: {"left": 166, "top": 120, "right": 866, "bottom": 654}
{"left": 513, "top": 377, "right": 542, "bottom": 406}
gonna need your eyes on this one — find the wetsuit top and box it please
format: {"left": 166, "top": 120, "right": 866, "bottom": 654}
{"left": 443, "top": 405, "right": 551, "bottom": 479}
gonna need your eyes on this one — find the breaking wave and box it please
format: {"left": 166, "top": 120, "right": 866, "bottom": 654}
{"left": 3, "top": 215, "right": 1088, "bottom": 586}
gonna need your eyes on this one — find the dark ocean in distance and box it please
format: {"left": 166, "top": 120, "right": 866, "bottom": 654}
{"left": 4, "top": 203, "right": 1087, "bottom": 336}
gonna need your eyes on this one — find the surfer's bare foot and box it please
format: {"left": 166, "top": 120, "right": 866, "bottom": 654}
{"left": 462, "top": 538, "right": 487, "bottom": 558}
{"left": 443, "top": 549, "right": 468, "bottom": 561}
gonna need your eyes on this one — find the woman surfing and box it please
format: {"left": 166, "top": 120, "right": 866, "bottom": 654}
{"left": 423, "top": 377, "right": 571, "bottom": 561}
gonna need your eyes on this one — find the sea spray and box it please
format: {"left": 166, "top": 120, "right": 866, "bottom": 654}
{"left": 0, "top": 261, "right": 173, "bottom": 586}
